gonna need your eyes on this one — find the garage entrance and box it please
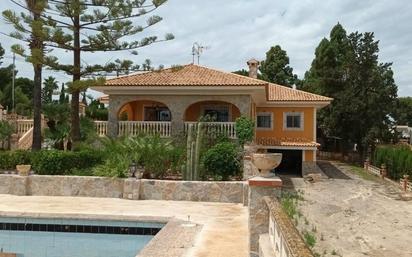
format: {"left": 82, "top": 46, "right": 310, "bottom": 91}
{"left": 268, "top": 149, "right": 302, "bottom": 177}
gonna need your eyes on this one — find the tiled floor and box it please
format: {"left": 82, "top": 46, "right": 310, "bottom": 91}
{"left": 0, "top": 195, "right": 248, "bottom": 257}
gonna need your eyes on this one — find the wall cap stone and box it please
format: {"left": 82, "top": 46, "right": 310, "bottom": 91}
{"left": 248, "top": 176, "right": 282, "bottom": 188}
{"left": 263, "top": 196, "right": 314, "bottom": 257}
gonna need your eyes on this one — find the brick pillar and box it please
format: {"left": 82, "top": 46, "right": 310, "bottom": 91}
{"left": 380, "top": 164, "right": 387, "bottom": 179}
{"left": 248, "top": 177, "right": 282, "bottom": 257}
{"left": 364, "top": 158, "right": 370, "bottom": 171}
{"left": 403, "top": 175, "right": 409, "bottom": 192}
{"left": 9, "top": 133, "right": 19, "bottom": 150}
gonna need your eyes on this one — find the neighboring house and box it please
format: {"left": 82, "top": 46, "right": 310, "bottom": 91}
{"left": 395, "top": 125, "right": 412, "bottom": 144}
{"left": 91, "top": 59, "right": 332, "bottom": 176}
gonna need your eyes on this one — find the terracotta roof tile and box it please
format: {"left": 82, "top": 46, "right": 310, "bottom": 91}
{"left": 105, "top": 64, "right": 267, "bottom": 87}
{"left": 267, "top": 84, "right": 332, "bottom": 102}
{"left": 103, "top": 64, "right": 332, "bottom": 103}
{"left": 256, "top": 137, "right": 320, "bottom": 148}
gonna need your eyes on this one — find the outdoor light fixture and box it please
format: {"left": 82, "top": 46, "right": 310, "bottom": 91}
{"left": 129, "top": 160, "right": 137, "bottom": 178}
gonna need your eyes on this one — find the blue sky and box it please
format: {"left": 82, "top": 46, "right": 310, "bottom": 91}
{"left": 0, "top": 0, "right": 411, "bottom": 96}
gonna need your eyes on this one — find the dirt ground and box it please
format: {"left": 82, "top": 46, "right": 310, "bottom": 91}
{"left": 286, "top": 162, "right": 412, "bottom": 257}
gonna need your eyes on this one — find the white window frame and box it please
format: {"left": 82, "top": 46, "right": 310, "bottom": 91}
{"left": 283, "top": 112, "right": 304, "bottom": 131}
{"left": 256, "top": 112, "right": 273, "bottom": 130}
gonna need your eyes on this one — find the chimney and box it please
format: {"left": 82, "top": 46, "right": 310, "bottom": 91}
{"left": 246, "top": 58, "right": 260, "bottom": 79}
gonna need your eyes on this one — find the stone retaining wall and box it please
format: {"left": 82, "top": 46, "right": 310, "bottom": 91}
{"left": 262, "top": 196, "right": 313, "bottom": 257}
{"left": 0, "top": 175, "right": 245, "bottom": 204}
{"left": 139, "top": 179, "right": 245, "bottom": 203}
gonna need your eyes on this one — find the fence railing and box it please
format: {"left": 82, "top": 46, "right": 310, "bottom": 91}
{"left": 364, "top": 160, "right": 412, "bottom": 192}
{"left": 118, "top": 121, "right": 171, "bottom": 137}
{"left": 16, "top": 120, "right": 34, "bottom": 137}
{"left": 94, "top": 121, "right": 108, "bottom": 137}
{"left": 184, "top": 122, "right": 237, "bottom": 139}
{"left": 17, "top": 127, "right": 33, "bottom": 150}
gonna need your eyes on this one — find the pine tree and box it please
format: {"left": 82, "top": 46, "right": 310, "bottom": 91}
{"left": 303, "top": 23, "right": 398, "bottom": 154}
{"left": 43, "top": 0, "right": 173, "bottom": 142}
{"left": 3, "top": 0, "right": 49, "bottom": 150}
{"left": 5, "top": 0, "right": 173, "bottom": 142}
{"left": 260, "top": 45, "right": 297, "bottom": 87}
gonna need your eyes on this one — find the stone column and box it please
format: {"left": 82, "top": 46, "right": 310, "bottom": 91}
{"left": 248, "top": 177, "right": 282, "bottom": 257}
{"left": 9, "top": 133, "right": 19, "bottom": 150}
{"left": 107, "top": 97, "right": 120, "bottom": 138}
{"left": 167, "top": 98, "right": 186, "bottom": 136}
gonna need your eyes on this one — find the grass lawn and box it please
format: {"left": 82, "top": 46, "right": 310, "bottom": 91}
{"left": 346, "top": 165, "right": 380, "bottom": 181}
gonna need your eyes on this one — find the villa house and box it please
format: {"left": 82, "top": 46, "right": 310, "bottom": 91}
{"left": 91, "top": 59, "right": 332, "bottom": 175}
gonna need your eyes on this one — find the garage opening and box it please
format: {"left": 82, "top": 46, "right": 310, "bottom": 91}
{"left": 267, "top": 149, "right": 302, "bottom": 177}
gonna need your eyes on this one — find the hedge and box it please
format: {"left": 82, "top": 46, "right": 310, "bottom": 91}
{"left": 372, "top": 145, "right": 412, "bottom": 180}
{"left": 0, "top": 150, "right": 104, "bottom": 175}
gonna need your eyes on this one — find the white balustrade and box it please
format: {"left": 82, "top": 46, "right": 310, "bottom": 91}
{"left": 94, "top": 121, "right": 108, "bottom": 137}
{"left": 18, "top": 127, "right": 34, "bottom": 150}
{"left": 184, "top": 122, "right": 237, "bottom": 139}
{"left": 118, "top": 121, "right": 171, "bottom": 137}
{"left": 16, "top": 120, "right": 34, "bottom": 137}
{"left": 94, "top": 121, "right": 236, "bottom": 138}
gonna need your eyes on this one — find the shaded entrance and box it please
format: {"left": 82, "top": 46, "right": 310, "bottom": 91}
{"left": 118, "top": 100, "right": 171, "bottom": 121}
{"left": 268, "top": 149, "right": 302, "bottom": 176}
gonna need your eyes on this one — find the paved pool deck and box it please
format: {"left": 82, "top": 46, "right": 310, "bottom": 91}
{"left": 0, "top": 195, "right": 248, "bottom": 257}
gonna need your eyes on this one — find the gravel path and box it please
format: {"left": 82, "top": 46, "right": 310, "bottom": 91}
{"left": 288, "top": 162, "right": 412, "bottom": 257}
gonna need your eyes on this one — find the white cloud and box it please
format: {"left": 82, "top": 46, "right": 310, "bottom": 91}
{"left": 0, "top": 0, "right": 411, "bottom": 96}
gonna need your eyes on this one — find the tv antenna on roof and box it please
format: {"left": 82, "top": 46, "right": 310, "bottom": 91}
{"left": 192, "top": 42, "right": 210, "bottom": 64}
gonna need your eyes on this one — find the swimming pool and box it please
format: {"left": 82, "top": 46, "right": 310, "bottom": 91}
{"left": 0, "top": 217, "right": 164, "bottom": 257}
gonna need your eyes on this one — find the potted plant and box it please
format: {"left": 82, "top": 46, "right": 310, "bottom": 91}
{"left": 16, "top": 164, "right": 31, "bottom": 176}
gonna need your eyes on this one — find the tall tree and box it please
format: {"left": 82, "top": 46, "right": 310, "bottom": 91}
{"left": 260, "top": 45, "right": 297, "bottom": 86}
{"left": 42, "top": 76, "right": 58, "bottom": 103}
{"left": 59, "top": 83, "right": 68, "bottom": 104}
{"left": 3, "top": 0, "right": 48, "bottom": 150}
{"left": 40, "top": 0, "right": 173, "bottom": 142}
{"left": 0, "top": 43, "right": 4, "bottom": 65}
{"left": 303, "top": 23, "right": 398, "bottom": 154}
{"left": 392, "top": 97, "right": 412, "bottom": 126}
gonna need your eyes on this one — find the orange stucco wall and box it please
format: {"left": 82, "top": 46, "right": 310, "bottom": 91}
{"left": 304, "top": 150, "right": 315, "bottom": 162}
{"left": 255, "top": 106, "right": 315, "bottom": 141}
{"left": 184, "top": 101, "right": 241, "bottom": 122}
{"left": 118, "top": 100, "right": 168, "bottom": 121}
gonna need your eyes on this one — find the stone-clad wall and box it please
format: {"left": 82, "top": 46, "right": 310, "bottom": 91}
{"left": 139, "top": 179, "right": 245, "bottom": 203}
{"left": 0, "top": 175, "right": 245, "bottom": 203}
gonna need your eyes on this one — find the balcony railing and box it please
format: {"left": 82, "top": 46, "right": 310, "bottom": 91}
{"left": 118, "top": 121, "right": 171, "bottom": 137}
{"left": 184, "top": 122, "right": 237, "bottom": 139}
{"left": 95, "top": 121, "right": 108, "bottom": 137}
{"left": 94, "top": 121, "right": 237, "bottom": 139}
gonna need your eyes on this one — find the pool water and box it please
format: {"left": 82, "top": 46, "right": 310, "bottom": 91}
{"left": 0, "top": 217, "right": 163, "bottom": 257}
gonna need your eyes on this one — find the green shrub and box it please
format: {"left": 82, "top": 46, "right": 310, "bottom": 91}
{"left": 31, "top": 150, "right": 104, "bottom": 175}
{"left": 0, "top": 121, "right": 14, "bottom": 149}
{"left": 202, "top": 142, "right": 241, "bottom": 180}
{"left": 94, "top": 135, "right": 184, "bottom": 178}
{"left": 93, "top": 153, "right": 130, "bottom": 178}
{"left": 0, "top": 150, "right": 103, "bottom": 175}
{"left": 235, "top": 116, "right": 254, "bottom": 146}
{"left": 303, "top": 231, "right": 316, "bottom": 248}
{"left": 0, "top": 150, "right": 31, "bottom": 170}
{"left": 372, "top": 145, "right": 412, "bottom": 179}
